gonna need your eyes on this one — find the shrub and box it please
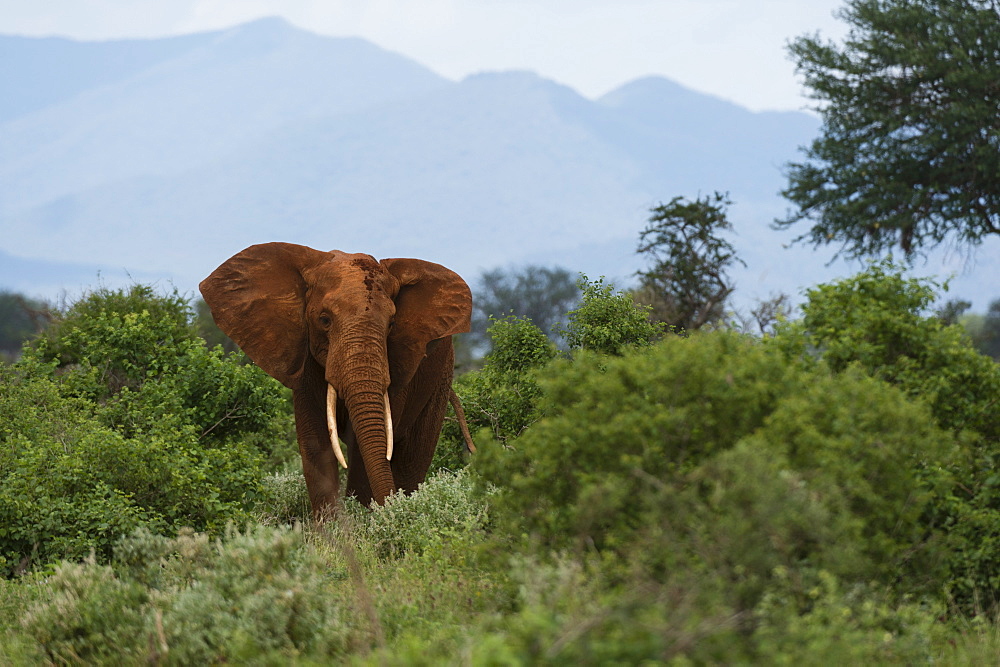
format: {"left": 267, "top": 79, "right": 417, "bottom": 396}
{"left": 475, "top": 331, "right": 955, "bottom": 605}
{"left": 775, "top": 260, "right": 1000, "bottom": 441}
{"left": 343, "top": 469, "right": 490, "bottom": 559}
{"left": 438, "top": 316, "right": 557, "bottom": 463}
{"left": 20, "top": 558, "right": 150, "bottom": 665}
{"left": 0, "top": 360, "right": 266, "bottom": 573}
{"left": 16, "top": 526, "right": 354, "bottom": 664}
{"left": 752, "top": 571, "right": 944, "bottom": 664}
{"left": 255, "top": 469, "right": 312, "bottom": 525}
{"left": 556, "top": 276, "right": 667, "bottom": 355}
{"left": 0, "top": 285, "right": 291, "bottom": 573}
{"left": 150, "top": 526, "right": 350, "bottom": 663}
{"left": 28, "top": 284, "right": 191, "bottom": 398}
{"left": 773, "top": 260, "right": 1000, "bottom": 611}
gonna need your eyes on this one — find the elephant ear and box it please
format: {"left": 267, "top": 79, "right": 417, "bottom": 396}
{"left": 381, "top": 258, "right": 472, "bottom": 388}
{"left": 200, "top": 242, "right": 332, "bottom": 388}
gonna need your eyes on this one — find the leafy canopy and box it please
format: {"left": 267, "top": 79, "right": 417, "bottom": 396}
{"left": 777, "top": 0, "right": 1000, "bottom": 258}
{"left": 636, "top": 192, "right": 744, "bottom": 330}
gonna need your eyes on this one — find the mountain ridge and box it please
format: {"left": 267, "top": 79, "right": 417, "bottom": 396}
{"left": 2, "top": 17, "right": 995, "bottom": 307}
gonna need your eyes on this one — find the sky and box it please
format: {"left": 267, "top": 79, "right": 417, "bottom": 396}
{"left": 0, "top": 0, "right": 848, "bottom": 112}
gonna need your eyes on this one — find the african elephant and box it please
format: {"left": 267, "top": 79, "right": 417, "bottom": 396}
{"left": 200, "top": 242, "right": 473, "bottom": 513}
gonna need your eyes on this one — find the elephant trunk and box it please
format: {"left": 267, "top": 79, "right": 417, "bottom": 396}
{"left": 326, "top": 385, "right": 393, "bottom": 470}
{"left": 343, "top": 384, "right": 395, "bottom": 503}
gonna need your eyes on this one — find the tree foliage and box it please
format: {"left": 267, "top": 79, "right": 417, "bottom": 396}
{"left": 778, "top": 0, "right": 1000, "bottom": 258}
{"left": 470, "top": 265, "right": 579, "bottom": 350}
{"left": 635, "top": 192, "right": 744, "bottom": 330}
{"left": 0, "top": 291, "right": 50, "bottom": 361}
{"left": 772, "top": 260, "right": 1000, "bottom": 610}
{"left": 557, "top": 276, "right": 667, "bottom": 356}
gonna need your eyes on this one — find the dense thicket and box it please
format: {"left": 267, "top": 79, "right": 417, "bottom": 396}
{"left": 0, "top": 286, "right": 292, "bottom": 575}
{"left": 3, "top": 268, "right": 1000, "bottom": 662}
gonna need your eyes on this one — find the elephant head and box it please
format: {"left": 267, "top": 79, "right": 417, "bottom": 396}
{"left": 199, "top": 242, "right": 472, "bottom": 510}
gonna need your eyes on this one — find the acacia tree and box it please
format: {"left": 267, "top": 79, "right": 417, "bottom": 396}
{"left": 777, "top": 0, "right": 1000, "bottom": 258}
{"left": 636, "top": 192, "right": 744, "bottom": 331}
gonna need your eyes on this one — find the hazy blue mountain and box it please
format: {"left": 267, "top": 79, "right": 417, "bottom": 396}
{"left": 2, "top": 18, "right": 996, "bottom": 307}
{"left": 0, "top": 17, "right": 448, "bottom": 214}
{"left": 0, "top": 30, "right": 214, "bottom": 123}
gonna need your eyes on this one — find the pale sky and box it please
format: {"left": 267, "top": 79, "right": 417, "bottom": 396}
{"left": 0, "top": 0, "right": 848, "bottom": 112}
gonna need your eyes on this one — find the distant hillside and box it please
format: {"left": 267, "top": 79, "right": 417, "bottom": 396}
{"left": 2, "top": 17, "right": 996, "bottom": 307}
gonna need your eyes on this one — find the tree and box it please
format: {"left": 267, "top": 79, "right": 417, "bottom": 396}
{"left": 974, "top": 298, "right": 1000, "bottom": 358}
{"left": 193, "top": 298, "right": 240, "bottom": 355}
{"left": 471, "top": 265, "right": 580, "bottom": 350}
{"left": 635, "top": 192, "right": 744, "bottom": 330}
{"left": 777, "top": 0, "right": 1000, "bottom": 258}
{"left": 0, "top": 291, "right": 50, "bottom": 361}
{"left": 935, "top": 298, "right": 972, "bottom": 326}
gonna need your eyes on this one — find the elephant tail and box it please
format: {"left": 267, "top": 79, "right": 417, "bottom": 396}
{"left": 449, "top": 389, "right": 476, "bottom": 454}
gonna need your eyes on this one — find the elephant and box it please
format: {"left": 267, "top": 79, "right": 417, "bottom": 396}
{"left": 200, "top": 242, "right": 474, "bottom": 513}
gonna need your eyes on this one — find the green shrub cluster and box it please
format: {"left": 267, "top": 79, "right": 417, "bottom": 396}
{"left": 476, "top": 332, "right": 954, "bottom": 603}
{"left": 343, "top": 469, "right": 492, "bottom": 559}
{"left": 774, "top": 260, "right": 1000, "bottom": 610}
{"left": 0, "top": 470, "right": 500, "bottom": 664}
{"left": 0, "top": 286, "right": 292, "bottom": 575}
{"left": 556, "top": 275, "right": 667, "bottom": 355}
{"left": 4, "top": 266, "right": 1000, "bottom": 663}
{"left": 439, "top": 277, "right": 666, "bottom": 466}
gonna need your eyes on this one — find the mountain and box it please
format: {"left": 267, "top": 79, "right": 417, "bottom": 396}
{"left": 2, "top": 17, "right": 996, "bottom": 307}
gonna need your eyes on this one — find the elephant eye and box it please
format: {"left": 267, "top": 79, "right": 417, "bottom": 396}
{"left": 318, "top": 314, "right": 332, "bottom": 328}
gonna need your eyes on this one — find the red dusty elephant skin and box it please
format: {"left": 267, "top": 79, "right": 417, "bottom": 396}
{"left": 200, "top": 242, "right": 472, "bottom": 514}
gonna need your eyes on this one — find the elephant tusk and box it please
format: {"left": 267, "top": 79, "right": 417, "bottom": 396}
{"left": 384, "top": 392, "right": 394, "bottom": 461}
{"left": 327, "top": 385, "right": 347, "bottom": 469}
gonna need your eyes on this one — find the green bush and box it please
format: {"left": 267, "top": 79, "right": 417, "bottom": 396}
{"left": 0, "top": 285, "right": 292, "bottom": 574}
{"left": 440, "top": 315, "right": 557, "bottom": 459}
{"left": 24, "top": 284, "right": 290, "bottom": 450}
{"left": 255, "top": 469, "right": 312, "bottom": 525}
{"left": 440, "top": 278, "right": 667, "bottom": 464}
{"left": 775, "top": 259, "right": 1000, "bottom": 441}
{"left": 15, "top": 526, "right": 353, "bottom": 665}
{"left": 29, "top": 284, "right": 191, "bottom": 399}
{"left": 20, "top": 558, "right": 150, "bottom": 665}
{"left": 556, "top": 276, "right": 667, "bottom": 355}
{"left": 149, "top": 526, "right": 349, "bottom": 664}
{"left": 343, "top": 469, "right": 491, "bottom": 559}
{"left": 476, "top": 331, "right": 954, "bottom": 605}
{"left": 773, "top": 260, "right": 1000, "bottom": 611}
{"left": 0, "top": 360, "right": 266, "bottom": 574}
{"left": 752, "top": 571, "right": 945, "bottom": 664}
{"left": 10, "top": 470, "right": 501, "bottom": 664}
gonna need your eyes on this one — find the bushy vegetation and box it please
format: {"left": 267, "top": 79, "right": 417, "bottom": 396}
{"left": 0, "top": 286, "right": 293, "bottom": 575}
{"left": 4, "top": 267, "right": 1000, "bottom": 662}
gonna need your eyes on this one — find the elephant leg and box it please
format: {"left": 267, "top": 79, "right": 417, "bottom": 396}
{"left": 293, "top": 383, "right": 342, "bottom": 519}
{"left": 391, "top": 342, "right": 455, "bottom": 493}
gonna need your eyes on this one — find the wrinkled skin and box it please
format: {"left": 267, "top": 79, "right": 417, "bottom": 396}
{"left": 200, "top": 242, "right": 472, "bottom": 513}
